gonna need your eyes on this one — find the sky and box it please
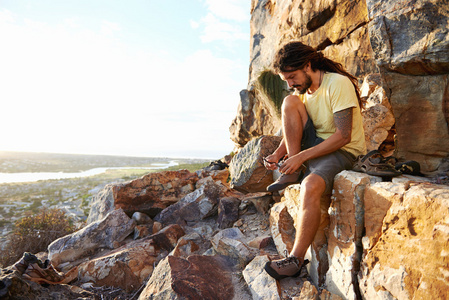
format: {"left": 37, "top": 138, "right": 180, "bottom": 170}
{"left": 0, "top": 0, "right": 250, "bottom": 159}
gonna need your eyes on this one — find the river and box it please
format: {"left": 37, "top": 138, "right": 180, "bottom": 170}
{"left": 0, "top": 161, "right": 178, "bottom": 184}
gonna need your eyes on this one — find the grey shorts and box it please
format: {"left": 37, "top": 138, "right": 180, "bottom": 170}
{"left": 300, "top": 118, "right": 356, "bottom": 195}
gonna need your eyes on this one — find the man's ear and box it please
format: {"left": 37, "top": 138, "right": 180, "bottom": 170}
{"left": 306, "top": 62, "right": 312, "bottom": 71}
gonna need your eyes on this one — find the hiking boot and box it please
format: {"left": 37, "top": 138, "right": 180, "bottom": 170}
{"left": 23, "top": 262, "right": 67, "bottom": 284}
{"left": 267, "top": 173, "right": 301, "bottom": 192}
{"left": 264, "top": 254, "right": 308, "bottom": 280}
{"left": 11, "top": 252, "right": 39, "bottom": 275}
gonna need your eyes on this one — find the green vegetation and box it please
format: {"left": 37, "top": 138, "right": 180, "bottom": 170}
{"left": 0, "top": 208, "right": 76, "bottom": 267}
{"left": 166, "top": 162, "right": 210, "bottom": 172}
{"left": 257, "top": 70, "right": 289, "bottom": 113}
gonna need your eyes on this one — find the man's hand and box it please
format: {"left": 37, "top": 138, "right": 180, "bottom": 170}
{"left": 279, "top": 153, "right": 306, "bottom": 175}
{"left": 263, "top": 154, "right": 282, "bottom": 170}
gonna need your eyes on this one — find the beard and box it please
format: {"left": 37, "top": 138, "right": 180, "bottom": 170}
{"left": 293, "top": 73, "right": 312, "bottom": 94}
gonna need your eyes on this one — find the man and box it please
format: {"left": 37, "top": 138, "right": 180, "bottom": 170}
{"left": 263, "top": 41, "right": 366, "bottom": 280}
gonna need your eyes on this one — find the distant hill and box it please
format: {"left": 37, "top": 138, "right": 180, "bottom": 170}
{"left": 0, "top": 151, "right": 208, "bottom": 173}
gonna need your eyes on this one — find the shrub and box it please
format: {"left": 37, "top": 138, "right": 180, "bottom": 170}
{"left": 0, "top": 208, "right": 76, "bottom": 267}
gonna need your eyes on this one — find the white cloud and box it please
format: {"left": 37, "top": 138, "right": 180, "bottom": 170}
{"left": 193, "top": 0, "right": 250, "bottom": 46}
{"left": 190, "top": 20, "right": 200, "bottom": 29}
{"left": 101, "top": 20, "right": 121, "bottom": 36}
{"left": 199, "top": 13, "right": 248, "bottom": 44}
{"left": 0, "top": 9, "right": 15, "bottom": 23}
{"left": 205, "top": 0, "right": 249, "bottom": 22}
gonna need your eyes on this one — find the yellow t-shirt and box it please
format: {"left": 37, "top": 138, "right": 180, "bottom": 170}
{"left": 300, "top": 72, "right": 366, "bottom": 157}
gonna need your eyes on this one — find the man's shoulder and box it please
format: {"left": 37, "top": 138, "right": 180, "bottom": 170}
{"left": 327, "top": 72, "right": 351, "bottom": 84}
{"left": 325, "top": 72, "right": 354, "bottom": 93}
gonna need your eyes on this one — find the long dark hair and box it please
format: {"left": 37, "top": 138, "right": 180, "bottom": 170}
{"left": 273, "top": 41, "right": 363, "bottom": 108}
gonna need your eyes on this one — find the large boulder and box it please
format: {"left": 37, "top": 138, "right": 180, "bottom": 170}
{"left": 48, "top": 208, "right": 136, "bottom": 267}
{"left": 87, "top": 170, "right": 199, "bottom": 223}
{"left": 229, "top": 135, "right": 282, "bottom": 193}
{"left": 138, "top": 255, "right": 249, "bottom": 300}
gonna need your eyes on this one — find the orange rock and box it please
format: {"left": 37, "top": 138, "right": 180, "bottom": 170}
{"left": 359, "top": 183, "right": 449, "bottom": 299}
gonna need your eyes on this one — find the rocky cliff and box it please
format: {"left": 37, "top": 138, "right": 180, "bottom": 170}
{"left": 230, "top": 0, "right": 449, "bottom": 174}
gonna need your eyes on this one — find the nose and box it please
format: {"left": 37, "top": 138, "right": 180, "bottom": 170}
{"left": 286, "top": 80, "right": 294, "bottom": 88}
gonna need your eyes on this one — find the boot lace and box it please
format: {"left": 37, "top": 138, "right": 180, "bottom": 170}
{"left": 275, "top": 250, "right": 300, "bottom": 268}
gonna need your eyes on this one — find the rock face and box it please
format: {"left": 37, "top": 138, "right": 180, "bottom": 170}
{"left": 359, "top": 182, "right": 449, "bottom": 300}
{"left": 231, "top": 0, "right": 449, "bottom": 172}
{"left": 381, "top": 72, "right": 449, "bottom": 171}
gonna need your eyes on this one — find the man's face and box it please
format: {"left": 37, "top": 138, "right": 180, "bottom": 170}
{"left": 280, "top": 68, "right": 312, "bottom": 94}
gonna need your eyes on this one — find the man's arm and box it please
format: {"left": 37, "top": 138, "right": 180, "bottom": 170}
{"left": 278, "top": 107, "right": 353, "bottom": 174}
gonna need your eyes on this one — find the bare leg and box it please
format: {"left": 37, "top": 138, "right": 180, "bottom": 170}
{"left": 281, "top": 95, "right": 309, "bottom": 157}
{"left": 290, "top": 173, "right": 326, "bottom": 260}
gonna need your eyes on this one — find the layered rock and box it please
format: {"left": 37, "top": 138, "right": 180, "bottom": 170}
{"left": 359, "top": 183, "right": 449, "bottom": 299}
{"left": 325, "top": 171, "right": 381, "bottom": 299}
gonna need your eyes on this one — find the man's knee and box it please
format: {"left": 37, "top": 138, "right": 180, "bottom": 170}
{"left": 300, "top": 174, "right": 326, "bottom": 203}
{"left": 281, "top": 95, "right": 303, "bottom": 112}
{"left": 281, "top": 95, "right": 308, "bottom": 125}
